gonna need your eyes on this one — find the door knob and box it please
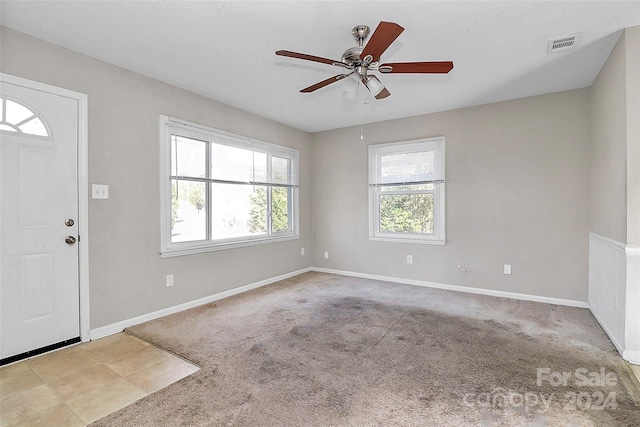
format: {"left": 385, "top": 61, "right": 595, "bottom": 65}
{"left": 65, "top": 219, "right": 75, "bottom": 227}
{"left": 65, "top": 236, "right": 77, "bottom": 244}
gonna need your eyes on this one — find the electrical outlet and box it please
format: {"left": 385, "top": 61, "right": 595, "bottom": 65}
{"left": 406, "top": 255, "right": 413, "bottom": 264}
{"left": 324, "top": 251, "right": 329, "bottom": 259}
{"left": 301, "top": 247, "right": 305, "bottom": 256}
{"left": 166, "top": 274, "right": 174, "bottom": 287}
{"left": 504, "top": 264, "right": 512, "bottom": 275}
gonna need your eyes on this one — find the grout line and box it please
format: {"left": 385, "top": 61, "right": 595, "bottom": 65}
{"left": 64, "top": 401, "right": 88, "bottom": 427}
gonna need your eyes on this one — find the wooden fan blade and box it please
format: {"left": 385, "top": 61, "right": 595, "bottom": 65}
{"left": 300, "top": 74, "right": 350, "bottom": 93}
{"left": 375, "top": 87, "right": 391, "bottom": 100}
{"left": 379, "top": 61, "right": 454, "bottom": 74}
{"left": 276, "top": 50, "right": 347, "bottom": 67}
{"left": 360, "top": 21, "right": 404, "bottom": 62}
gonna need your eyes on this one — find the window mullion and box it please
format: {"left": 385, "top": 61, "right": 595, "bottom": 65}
{"left": 206, "top": 141, "right": 212, "bottom": 242}
{"left": 266, "top": 154, "right": 273, "bottom": 236}
{"left": 378, "top": 190, "right": 432, "bottom": 196}
{"left": 288, "top": 186, "right": 293, "bottom": 232}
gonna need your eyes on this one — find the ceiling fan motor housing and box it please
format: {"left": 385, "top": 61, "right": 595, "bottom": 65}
{"left": 341, "top": 46, "right": 364, "bottom": 64}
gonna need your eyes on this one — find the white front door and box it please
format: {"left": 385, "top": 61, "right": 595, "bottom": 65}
{"left": 0, "top": 78, "right": 80, "bottom": 361}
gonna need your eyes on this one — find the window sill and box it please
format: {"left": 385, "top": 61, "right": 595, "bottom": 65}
{"left": 369, "top": 236, "right": 446, "bottom": 245}
{"left": 161, "top": 234, "right": 300, "bottom": 258}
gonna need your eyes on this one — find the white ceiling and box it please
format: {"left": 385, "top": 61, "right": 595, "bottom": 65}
{"left": 1, "top": 1, "right": 639, "bottom": 133}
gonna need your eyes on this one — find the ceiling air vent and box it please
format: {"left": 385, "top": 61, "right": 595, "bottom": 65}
{"left": 548, "top": 33, "right": 580, "bottom": 54}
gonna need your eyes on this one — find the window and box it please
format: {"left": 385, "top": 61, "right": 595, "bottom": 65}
{"left": 160, "top": 116, "right": 299, "bottom": 257}
{"left": 0, "top": 96, "right": 50, "bottom": 137}
{"left": 368, "top": 137, "right": 445, "bottom": 244}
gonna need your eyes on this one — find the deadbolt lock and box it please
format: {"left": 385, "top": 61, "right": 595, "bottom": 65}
{"left": 65, "top": 219, "right": 75, "bottom": 227}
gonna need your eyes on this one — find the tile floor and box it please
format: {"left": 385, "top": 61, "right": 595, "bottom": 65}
{"left": 0, "top": 333, "right": 199, "bottom": 426}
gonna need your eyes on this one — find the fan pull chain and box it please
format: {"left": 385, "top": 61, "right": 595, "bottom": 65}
{"left": 360, "top": 101, "right": 369, "bottom": 140}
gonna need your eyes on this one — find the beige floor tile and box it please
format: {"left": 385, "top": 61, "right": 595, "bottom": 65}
{"left": 81, "top": 334, "right": 149, "bottom": 364}
{"left": 65, "top": 377, "right": 146, "bottom": 424}
{"left": 0, "top": 383, "right": 64, "bottom": 426}
{"left": 2, "top": 332, "right": 195, "bottom": 426}
{"left": 78, "top": 331, "right": 140, "bottom": 351}
{"left": 104, "top": 345, "right": 178, "bottom": 378}
{"left": 0, "top": 361, "right": 31, "bottom": 380}
{"left": 46, "top": 363, "right": 123, "bottom": 401}
{"left": 29, "top": 349, "right": 100, "bottom": 384}
{"left": 0, "top": 363, "right": 44, "bottom": 398}
{"left": 26, "top": 345, "right": 85, "bottom": 371}
{"left": 2, "top": 403, "right": 85, "bottom": 427}
{"left": 125, "top": 356, "right": 199, "bottom": 394}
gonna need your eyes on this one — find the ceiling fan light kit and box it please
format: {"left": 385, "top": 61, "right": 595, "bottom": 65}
{"left": 365, "top": 75, "right": 385, "bottom": 97}
{"left": 276, "top": 21, "right": 454, "bottom": 100}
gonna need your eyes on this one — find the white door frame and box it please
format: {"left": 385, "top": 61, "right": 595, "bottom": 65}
{"left": 1, "top": 72, "right": 90, "bottom": 342}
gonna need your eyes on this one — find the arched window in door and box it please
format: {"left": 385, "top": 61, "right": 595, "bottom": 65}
{"left": 0, "top": 96, "right": 50, "bottom": 137}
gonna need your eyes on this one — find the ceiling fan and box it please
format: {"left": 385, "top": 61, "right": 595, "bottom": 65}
{"left": 276, "top": 21, "right": 454, "bottom": 100}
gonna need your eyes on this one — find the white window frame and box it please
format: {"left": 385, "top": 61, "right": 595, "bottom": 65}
{"left": 160, "top": 116, "right": 299, "bottom": 257}
{"left": 368, "top": 136, "right": 446, "bottom": 245}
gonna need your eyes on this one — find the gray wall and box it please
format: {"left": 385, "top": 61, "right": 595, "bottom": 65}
{"left": 589, "top": 25, "right": 640, "bottom": 246}
{"left": 0, "top": 27, "right": 312, "bottom": 329}
{"left": 623, "top": 26, "right": 640, "bottom": 356}
{"left": 589, "top": 29, "right": 629, "bottom": 244}
{"left": 311, "top": 90, "right": 591, "bottom": 301}
{"left": 624, "top": 26, "right": 640, "bottom": 246}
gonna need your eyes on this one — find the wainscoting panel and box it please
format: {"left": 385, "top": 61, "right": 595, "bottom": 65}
{"left": 588, "top": 233, "right": 627, "bottom": 355}
{"left": 624, "top": 246, "right": 640, "bottom": 363}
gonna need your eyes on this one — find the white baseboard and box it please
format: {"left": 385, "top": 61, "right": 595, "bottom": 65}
{"left": 623, "top": 350, "right": 640, "bottom": 365}
{"left": 589, "top": 304, "right": 625, "bottom": 356}
{"left": 89, "top": 267, "right": 312, "bottom": 340}
{"left": 311, "top": 267, "right": 589, "bottom": 308}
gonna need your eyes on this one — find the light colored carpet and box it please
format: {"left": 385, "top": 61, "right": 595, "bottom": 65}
{"left": 92, "top": 272, "right": 640, "bottom": 426}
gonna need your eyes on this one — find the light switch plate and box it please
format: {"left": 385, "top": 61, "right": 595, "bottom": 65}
{"left": 92, "top": 184, "right": 109, "bottom": 199}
